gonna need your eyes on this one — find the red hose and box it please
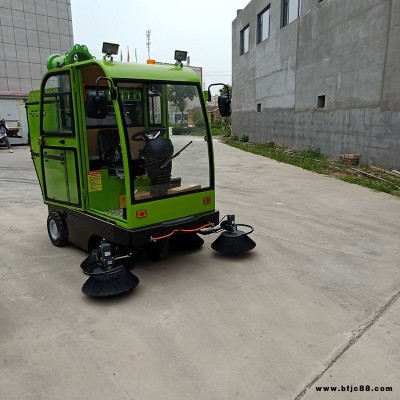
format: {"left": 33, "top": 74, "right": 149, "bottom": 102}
{"left": 151, "top": 223, "right": 212, "bottom": 241}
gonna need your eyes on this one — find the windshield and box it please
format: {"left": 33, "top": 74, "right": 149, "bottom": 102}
{"left": 118, "top": 81, "right": 211, "bottom": 203}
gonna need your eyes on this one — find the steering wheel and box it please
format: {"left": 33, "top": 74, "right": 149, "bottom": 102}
{"left": 131, "top": 128, "right": 166, "bottom": 142}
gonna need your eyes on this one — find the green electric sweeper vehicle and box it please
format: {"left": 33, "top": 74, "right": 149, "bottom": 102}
{"left": 27, "top": 43, "right": 255, "bottom": 297}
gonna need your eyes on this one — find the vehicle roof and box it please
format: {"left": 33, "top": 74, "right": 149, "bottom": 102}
{"left": 79, "top": 59, "right": 201, "bottom": 84}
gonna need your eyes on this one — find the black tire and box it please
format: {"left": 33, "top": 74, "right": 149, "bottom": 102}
{"left": 146, "top": 239, "right": 170, "bottom": 261}
{"left": 170, "top": 233, "right": 204, "bottom": 251}
{"left": 47, "top": 211, "right": 69, "bottom": 247}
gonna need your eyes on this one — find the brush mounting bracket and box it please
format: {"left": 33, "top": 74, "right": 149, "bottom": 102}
{"left": 83, "top": 264, "right": 125, "bottom": 277}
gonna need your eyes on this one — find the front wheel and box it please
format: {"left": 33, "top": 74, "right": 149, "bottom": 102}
{"left": 47, "top": 211, "right": 68, "bottom": 247}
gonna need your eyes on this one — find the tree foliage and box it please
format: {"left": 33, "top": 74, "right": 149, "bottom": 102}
{"left": 190, "top": 108, "right": 205, "bottom": 128}
{"left": 219, "top": 84, "right": 232, "bottom": 97}
{"left": 168, "top": 85, "right": 197, "bottom": 124}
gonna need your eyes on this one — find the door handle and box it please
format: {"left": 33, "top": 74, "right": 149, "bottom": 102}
{"left": 59, "top": 139, "right": 65, "bottom": 144}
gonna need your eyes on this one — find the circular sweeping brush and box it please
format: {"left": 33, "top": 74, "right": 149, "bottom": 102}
{"left": 211, "top": 215, "right": 256, "bottom": 255}
{"left": 211, "top": 229, "right": 256, "bottom": 254}
{"left": 82, "top": 265, "right": 139, "bottom": 297}
{"left": 81, "top": 240, "right": 139, "bottom": 297}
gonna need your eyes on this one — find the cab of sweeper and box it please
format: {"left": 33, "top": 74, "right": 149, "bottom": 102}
{"left": 28, "top": 43, "right": 228, "bottom": 238}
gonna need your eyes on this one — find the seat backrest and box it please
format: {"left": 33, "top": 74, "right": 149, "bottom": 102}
{"left": 140, "top": 137, "right": 174, "bottom": 184}
{"left": 98, "top": 130, "right": 121, "bottom": 167}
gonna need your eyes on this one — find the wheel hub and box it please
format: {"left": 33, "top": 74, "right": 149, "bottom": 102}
{"left": 49, "top": 219, "right": 59, "bottom": 240}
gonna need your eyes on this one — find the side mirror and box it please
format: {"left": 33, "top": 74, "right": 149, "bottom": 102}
{"left": 86, "top": 91, "right": 107, "bottom": 119}
{"left": 218, "top": 95, "right": 231, "bottom": 117}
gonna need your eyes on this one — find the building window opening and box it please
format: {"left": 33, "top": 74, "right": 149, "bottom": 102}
{"left": 257, "top": 6, "right": 270, "bottom": 44}
{"left": 282, "top": 0, "right": 301, "bottom": 27}
{"left": 317, "top": 95, "right": 326, "bottom": 108}
{"left": 240, "top": 25, "right": 250, "bottom": 55}
{"left": 257, "top": 103, "right": 261, "bottom": 112}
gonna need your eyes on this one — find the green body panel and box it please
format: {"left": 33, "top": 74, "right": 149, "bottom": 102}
{"left": 42, "top": 148, "right": 80, "bottom": 205}
{"left": 65, "top": 150, "right": 79, "bottom": 204}
{"left": 128, "top": 190, "right": 215, "bottom": 228}
{"left": 88, "top": 170, "right": 125, "bottom": 211}
{"left": 43, "top": 148, "right": 69, "bottom": 202}
{"left": 27, "top": 91, "right": 44, "bottom": 194}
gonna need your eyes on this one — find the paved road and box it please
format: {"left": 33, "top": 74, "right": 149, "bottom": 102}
{"left": 1, "top": 141, "right": 399, "bottom": 400}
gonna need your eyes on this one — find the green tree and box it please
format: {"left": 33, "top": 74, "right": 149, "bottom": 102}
{"left": 190, "top": 108, "right": 205, "bottom": 128}
{"left": 168, "top": 85, "right": 196, "bottom": 124}
{"left": 219, "top": 84, "right": 232, "bottom": 97}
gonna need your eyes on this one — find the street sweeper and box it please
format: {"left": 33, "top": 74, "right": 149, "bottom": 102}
{"left": 27, "top": 43, "right": 255, "bottom": 297}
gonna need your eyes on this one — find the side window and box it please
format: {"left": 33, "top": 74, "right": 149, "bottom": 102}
{"left": 257, "top": 6, "right": 270, "bottom": 44}
{"left": 240, "top": 25, "right": 250, "bottom": 55}
{"left": 148, "top": 85, "right": 162, "bottom": 126}
{"left": 282, "top": 0, "right": 301, "bottom": 27}
{"left": 42, "top": 73, "right": 73, "bottom": 135}
{"left": 120, "top": 88, "right": 144, "bottom": 127}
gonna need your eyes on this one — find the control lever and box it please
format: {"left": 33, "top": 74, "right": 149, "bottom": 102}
{"left": 159, "top": 141, "right": 193, "bottom": 169}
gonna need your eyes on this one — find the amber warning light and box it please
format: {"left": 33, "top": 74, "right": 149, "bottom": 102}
{"left": 136, "top": 210, "right": 147, "bottom": 218}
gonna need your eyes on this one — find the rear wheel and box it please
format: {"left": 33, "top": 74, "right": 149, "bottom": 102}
{"left": 47, "top": 211, "right": 68, "bottom": 247}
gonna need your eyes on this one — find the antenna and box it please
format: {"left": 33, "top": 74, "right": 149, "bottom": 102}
{"left": 146, "top": 29, "right": 151, "bottom": 60}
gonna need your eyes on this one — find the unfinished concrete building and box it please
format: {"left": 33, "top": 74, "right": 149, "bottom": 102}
{"left": 232, "top": 0, "right": 400, "bottom": 169}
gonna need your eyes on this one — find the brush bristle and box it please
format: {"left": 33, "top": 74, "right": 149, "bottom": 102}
{"left": 80, "top": 253, "right": 97, "bottom": 270}
{"left": 82, "top": 267, "right": 139, "bottom": 297}
{"left": 211, "top": 230, "right": 256, "bottom": 255}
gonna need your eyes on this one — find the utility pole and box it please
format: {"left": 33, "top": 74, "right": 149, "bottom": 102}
{"left": 146, "top": 29, "right": 151, "bottom": 60}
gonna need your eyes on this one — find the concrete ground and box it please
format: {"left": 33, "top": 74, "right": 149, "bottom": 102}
{"left": 0, "top": 141, "right": 399, "bottom": 400}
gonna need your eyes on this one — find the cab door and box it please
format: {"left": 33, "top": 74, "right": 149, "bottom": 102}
{"left": 39, "top": 71, "right": 82, "bottom": 207}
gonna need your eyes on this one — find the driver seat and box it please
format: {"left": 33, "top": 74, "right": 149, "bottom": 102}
{"left": 98, "top": 130, "right": 122, "bottom": 171}
{"left": 139, "top": 137, "right": 181, "bottom": 196}
{"left": 97, "top": 129, "right": 123, "bottom": 176}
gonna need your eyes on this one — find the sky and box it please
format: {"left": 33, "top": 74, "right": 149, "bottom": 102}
{"left": 70, "top": 0, "right": 249, "bottom": 91}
